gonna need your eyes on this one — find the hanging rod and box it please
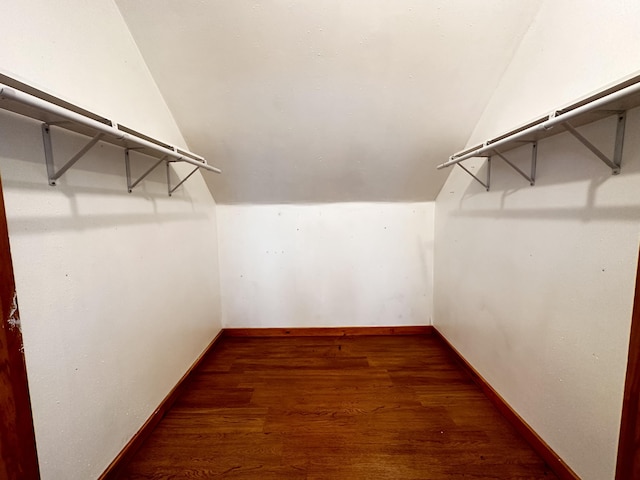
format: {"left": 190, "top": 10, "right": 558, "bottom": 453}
{"left": 437, "top": 74, "right": 640, "bottom": 179}
{"left": 0, "top": 76, "right": 221, "bottom": 194}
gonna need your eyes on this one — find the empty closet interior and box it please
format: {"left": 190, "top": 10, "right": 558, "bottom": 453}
{"left": 1, "top": 1, "right": 639, "bottom": 479}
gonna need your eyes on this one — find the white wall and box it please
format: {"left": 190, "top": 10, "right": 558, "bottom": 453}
{"left": 0, "top": 2, "right": 222, "bottom": 479}
{"left": 434, "top": 1, "right": 640, "bottom": 479}
{"left": 218, "top": 203, "right": 433, "bottom": 328}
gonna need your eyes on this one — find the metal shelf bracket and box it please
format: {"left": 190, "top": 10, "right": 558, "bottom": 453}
{"left": 125, "top": 149, "right": 167, "bottom": 193}
{"left": 41, "top": 123, "right": 103, "bottom": 186}
{"left": 458, "top": 156, "right": 491, "bottom": 191}
{"left": 167, "top": 161, "right": 200, "bottom": 197}
{"left": 492, "top": 141, "right": 537, "bottom": 186}
{"left": 563, "top": 111, "right": 626, "bottom": 174}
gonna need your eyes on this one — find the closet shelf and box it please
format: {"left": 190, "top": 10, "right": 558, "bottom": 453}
{"left": 0, "top": 73, "right": 221, "bottom": 196}
{"left": 438, "top": 74, "right": 640, "bottom": 191}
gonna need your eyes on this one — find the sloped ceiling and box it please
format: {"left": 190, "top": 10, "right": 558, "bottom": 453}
{"left": 116, "top": 0, "right": 541, "bottom": 204}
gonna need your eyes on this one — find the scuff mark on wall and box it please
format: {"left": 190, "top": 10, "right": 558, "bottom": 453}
{"left": 7, "top": 291, "right": 21, "bottom": 331}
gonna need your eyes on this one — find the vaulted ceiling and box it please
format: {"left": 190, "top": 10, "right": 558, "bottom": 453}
{"left": 115, "top": 0, "right": 541, "bottom": 204}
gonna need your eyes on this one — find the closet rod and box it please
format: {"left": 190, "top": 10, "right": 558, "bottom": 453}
{"left": 437, "top": 79, "right": 640, "bottom": 170}
{"left": 0, "top": 84, "right": 221, "bottom": 174}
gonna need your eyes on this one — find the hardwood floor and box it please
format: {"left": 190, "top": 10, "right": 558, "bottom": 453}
{"left": 117, "top": 335, "right": 557, "bottom": 479}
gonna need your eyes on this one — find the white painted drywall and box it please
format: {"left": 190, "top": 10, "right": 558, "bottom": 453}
{"left": 434, "top": 1, "right": 640, "bottom": 479}
{"left": 218, "top": 203, "right": 433, "bottom": 328}
{"left": 0, "top": 1, "right": 222, "bottom": 479}
{"left": 115, "top": 0, "right": 541, "bottom": 203}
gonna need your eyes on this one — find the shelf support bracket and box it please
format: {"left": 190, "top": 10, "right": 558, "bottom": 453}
{"left": 458, "top": 156, "right": 491, "bottom": 191}
{"left": 492, "top": 142, "right": 537, "bottom": 186}
{"left": 166, "top": 162, "right": 200, "bottom": 197}
{"left": 563, "top": 111, "right": 626, "bottom": 174}
{"left": 125, "top": 149, "right": 167, "bottom": 193}
{"left": 41, "top": 123, "right": 103, "bottom": 186}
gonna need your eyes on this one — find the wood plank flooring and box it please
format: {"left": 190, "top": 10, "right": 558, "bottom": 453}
{"left": 117, "top": 335, "right": 557, "bottom": 479}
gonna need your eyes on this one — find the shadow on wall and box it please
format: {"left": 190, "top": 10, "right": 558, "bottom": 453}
{"left": 0, "top": 111, "right": 208, "bottom": 233}
{"left": 417, "top": 237, "right": 434, "bottom": 297}
{"left": 449, "top": 111, "right": 640, "bottom": 222}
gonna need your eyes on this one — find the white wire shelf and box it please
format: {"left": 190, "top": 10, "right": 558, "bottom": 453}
{"left": 439, "top": 73, "right": 640, "bottom": 190}
{"left": 0, "top": 73, "right": 221, "bottom": 196}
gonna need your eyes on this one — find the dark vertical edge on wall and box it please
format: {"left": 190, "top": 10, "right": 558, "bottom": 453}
{"left": 615, "top": 245, "right": 640, "bottom": 480}
{"left": 99, "top": 329, "right": 226, "bottom": 480}
{"left": 0, "top": 175, "right": 41, "bottom": 479}
{"left": 433, "top": 327, "right": 580, "bottom": 480}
